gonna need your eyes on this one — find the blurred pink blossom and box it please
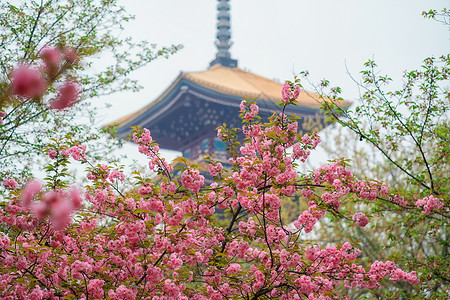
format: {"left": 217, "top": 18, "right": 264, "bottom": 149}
{"left": 50, "top": 80, "right": 79, "bottom": 110}
{"left": 40, "top": 46, "right": 61, "bottom": 72}
{"left": 21, "top": 180, "right": 43, "bottom": 208}
{"left": 11, "top": 66, "right": 47, "bottom": 99}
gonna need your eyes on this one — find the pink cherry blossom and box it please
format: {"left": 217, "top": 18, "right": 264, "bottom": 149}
{"left": 181, "top": 167, "right": 204, "bottom": 193}
{"left": 67, "top": 144, "right": 86, "bottom": 161}
{"left": 208, "top": 162, "right": 223, "bottom": 177}
{"left": 226, "top": 263, "right": 242, "bottom": 274}
{"left": 21, "top": 180, "right": 43, "bottom": 208}
{"left": 49, "top": 80, "right": 79, "bottom": 110}
{"left": 63, "top": 47, "right": 79, "bottom": 63}
{"left": 87, "top": 279, "right": 105, "bottom": 299}
{"left": 2, "top": 177, "right": 18, "bottom": 190}
{"left": 281, "top": 82, "right": 301, "bottom": 103}
{"left": 40, "top": 46, "right": 61, "bottom": 72}
{"left": 10, "top": 65, "right": 47, "bottom": 99}
{"left": 70, "top": 186, "right": 83, "bottom": 209}
{"left": 109, "top": 169, "right": 125, "bottom": 182}
{"left": 48, "top": 149, "right": 58, "bottom": 159}
{"left": 416, "top": 195, "right": 444, "bottom": 214}
{"left": 353, "top": 212, "right": 369, "bottom": 227}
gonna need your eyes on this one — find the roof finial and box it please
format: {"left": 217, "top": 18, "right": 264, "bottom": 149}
{"left": 210, "top": 0, "right": 238, "bottom": 68}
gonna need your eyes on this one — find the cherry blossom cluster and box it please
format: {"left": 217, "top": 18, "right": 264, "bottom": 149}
{"left": 416, "top": 194, "right": 444, "bottom": 214}
{"left": 0, "top": 180, "right": 82, "bottom": 236}
{"left": 240, "top": 99, "right": 259, "bottom": 120}
{"left": 22, "top": 181, "right": 82, "bottom": 230}
{"left": 2, "top": 177, "right": 18, "bottom": 190}
{"left": 9, "top": 46, "right": 79, "bottom": 110}
{"left": 132, "top": 128, "right": 173, "bottom": 175}
{"left": 353, "top": 212, "right": 369, "bottom": 227}
{"left": 294, "top": 201, "right": 325, "bottom": 232}
{"left": 281, "top": 81, "right": 301, "bottom": 103}
{"left": 181, "top": 167, "right": 205, "bottom": 193}
{"left": 208, "top": 162, "right": 223, "bottom": 177}
{"left": 0, "top": 80, "right": 431, "bottom": 299}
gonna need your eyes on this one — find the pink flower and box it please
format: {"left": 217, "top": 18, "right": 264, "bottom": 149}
{"left": 146, "top": 266, "right": 163, "bottom": 284}
{"left": 50, "top": 80, "right": 79, "bottom": 110}
{"left": 226, "top": 263, "right": 241, "bottom": 274}
{"left": 15, "top": 256, "right": 28, "bottom": 270}
{"left": 168, "top": 253, "right": 183, "bottom": 270}
{"left": 67, "top": 144, "right": 86, "bottom": 161}
{"left": 48, "top": 149, "right": 58, "bottom": 159}
{"left": 70, "top": 186, "right": 83, "bottom": 209}
{"left": 294, "top": 275, "right": 317, "bottom": 294}
{"left": 114, "top": 285, "right": 137, "bottom": 300}
{"left": 11, "top": 65, "right": 47, "bottom": 99}
{"left": 21, "top": 180, "right": 43, "bottom": 208}
{"left": 61, "top": 149, "right": 70, "bottom": 158}
{"left": 0, "top": 111, "right": 6, "bottom": 125}
{"left": 240, "top": 100, "right": 246, "bottom": 113}
{"left": 392, "top": 194, "right": 407, "bottom": 206}
{"left": 294, "top": 210, "right": 317, "bottom": 232}
{"left": 87, "top": 279, "right": 105, "bottom": 299}
{"left": 217, "top": 128, "right": 224, "bottom": 140}
{"left": 208, "top": 162, "right": 223, "bottom": 177}
{"left": 138, "top": 184, "right": 153, "bottom": 195}
{"left": 181, "top": 167, "right": 204, "bottom": 193}
{"left": 22, "top": 186, "right": 82, "bottom": 229}
{"left": 29, "top": 285, "right": 44, "bottom": 300}
{"left": 353, "top": 212, "right": 369, "bottom": 227}
{"left": 293, "top": 85, "right": 300, "bottom": 98}
{"left": 40, "top": 46, "right": 61, "bottom": 72}
{"left": 253, "top": 270, "right": 265, "bottom": 290}
{"left": 63, "top": 47, "right": 79, "bottom": 63}
{"left": 416, "top": 195, "right": 444, "bottom": 214}
{"left": 281, "top": 82, "right": 301, "bottom": 103}
{"left": 36, "top": 188, "right": 83, "bottom": 229}
{"left": 109, "top": 169, "right": 125, "bottom": 182}
{"left": 301, "top": 188, "right": 314, "bottom": 199}
{"left": 3, "top": 177, "right": 18, "bottom": 190}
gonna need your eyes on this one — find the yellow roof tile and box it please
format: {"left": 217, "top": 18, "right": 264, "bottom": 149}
{"left": 184, "top": 64, "right": 324, "bottom": 109}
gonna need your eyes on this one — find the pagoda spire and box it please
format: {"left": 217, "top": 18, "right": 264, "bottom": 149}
{"left": 210, "top": 0, "right": 238, "bottom": 68}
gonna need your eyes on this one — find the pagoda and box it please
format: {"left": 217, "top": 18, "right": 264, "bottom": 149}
{"left": 114, "top": 0, "right": 331, "bottom": 161}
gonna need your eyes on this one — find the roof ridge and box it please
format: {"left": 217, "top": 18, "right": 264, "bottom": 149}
{"left": 185, "top": 68, "right": 263, "bottom": 99}
{"left": 232, "top": 67, "right": 280, "bottom": 84}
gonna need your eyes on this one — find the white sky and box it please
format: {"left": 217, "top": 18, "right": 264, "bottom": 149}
{"left": 98, "top": 0, "right": 449, "bottom": 123}
{"left": 93, "top": 0, "right": 449, "bottom": 163}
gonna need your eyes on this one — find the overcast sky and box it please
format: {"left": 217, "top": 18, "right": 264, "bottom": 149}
{"left": 96, "top": 0, "right": 449, "bottom": 126}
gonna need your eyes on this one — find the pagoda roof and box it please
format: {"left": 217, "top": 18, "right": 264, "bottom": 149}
{"left": 183, "top": 64, "right": 322, "bottom": 108}
{"left": 114, "top": 64, "right": 341, "bottom": 127}
{"left": 111, "top": 64, "right": 351, "bottom": 154}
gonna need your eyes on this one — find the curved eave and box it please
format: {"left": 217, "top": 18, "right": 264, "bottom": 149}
{"left": 110, "top": 68, "right": 343, "bottom": 130}
{"left": 109, "top": 73, "right": 185, "bottom": 128}
{"left": 113, "top": 78, "right": 323, "bottom": 136}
